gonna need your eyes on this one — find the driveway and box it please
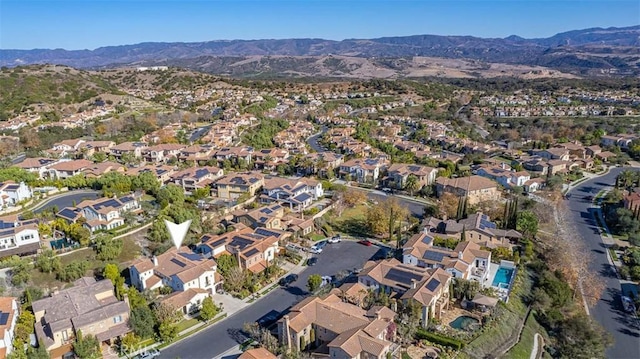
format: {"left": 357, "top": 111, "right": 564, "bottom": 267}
{"left": 32, "top": 190, "right": 100, "bottom": 214}
{"left": 566, "top": 167, "right": 640, "bottom": 359}
{"left": 157, "top": 241, "right": 379, "bottom": 359}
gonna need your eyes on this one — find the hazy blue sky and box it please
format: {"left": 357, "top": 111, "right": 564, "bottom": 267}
{"left": 1, "top": 0, "right": 638, "bottom": 50}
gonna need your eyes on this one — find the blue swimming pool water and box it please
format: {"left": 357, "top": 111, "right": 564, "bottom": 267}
{"left": 449, "top": 315, "right": 479, "bottom": 330}
{"left": 492, "top": 267, "right": 514, "bottom": 287}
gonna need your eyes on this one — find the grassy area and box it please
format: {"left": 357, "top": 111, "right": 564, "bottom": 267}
{"left": 308, "top": 233, "right": 326, "bottom": 241}
{"left": 324, "top": 203, "right": 369, "bottom": 237}
{"left": 157, "top": 313, "right": 228, "bottom": 349}
{"left": 504, "top": 311, "right": 547, "bottom": 359}
{"left": 175, "top": 317, "right": 201, "bottom": 333}
{"left": 461, "top": 269, "right": 532, "bottom": 358}
{"left": 30, "top": 238, "right": 141, "bottom": 290}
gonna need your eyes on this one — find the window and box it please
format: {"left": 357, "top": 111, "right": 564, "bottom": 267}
{"left": 113, "top": 315, "right": 122, "bottom": 324}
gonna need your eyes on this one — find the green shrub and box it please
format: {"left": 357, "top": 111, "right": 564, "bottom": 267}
{"left": 415, "top": 329, "right": 465, "bottom": 350}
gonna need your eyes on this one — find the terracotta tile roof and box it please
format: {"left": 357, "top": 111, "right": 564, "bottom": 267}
{"left": 238, "top": 348, "right": 277, "bottom": 359}
{"left": 436, "top": 175, "right": 497, "bottom": 192}
{"left": 160, "top": 288, "right": 209, "bottom": 310}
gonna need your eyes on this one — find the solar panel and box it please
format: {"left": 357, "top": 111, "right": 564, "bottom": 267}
{"left": 170, "top": 258, "right": 186, "bottom": 267}
{"left": 425, "top": 279, "right": 441, "bottom": 292}
{"left": 245, "top": 248, "right": 259, "bottom": 257}
{"left": 0, "top": 312, "right": 9, "bottom": 325}
{"left": 384, "top": 268, "right": 424, "bottom": 285}
{"left": 423, "top": 250, "right": 447, "bottom": 262}
{"left": 421, "top": 235, "right": 433, "bottom": 245}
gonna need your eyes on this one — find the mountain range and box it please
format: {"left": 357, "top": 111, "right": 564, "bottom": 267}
{"left": 1, "top": 25, "right": 639, "bottom": 78}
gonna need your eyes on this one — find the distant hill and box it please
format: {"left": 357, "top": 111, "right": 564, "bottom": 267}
{"left": 1, "top": 25, "right": 638, "bottom": 77}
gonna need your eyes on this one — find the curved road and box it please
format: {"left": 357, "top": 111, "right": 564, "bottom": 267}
{"left": 566, "top": 167, "right": 640, "bottom": 359}
{"left": 32, "top": 190, "right": 100, "bottom": 214}
{"left": 158, "top": 241, "right": 379, "bottom": 359}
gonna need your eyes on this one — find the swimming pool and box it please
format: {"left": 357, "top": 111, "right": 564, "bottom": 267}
{"left": 449, "top": 315, "right": 480, "bottom": 330}
{"left": 492, "top": 267, "right": 514, "bottom": 287}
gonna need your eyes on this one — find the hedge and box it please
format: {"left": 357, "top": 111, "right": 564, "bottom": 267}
{"left": 415, "top": 329, "right": 465, "bottom": 350}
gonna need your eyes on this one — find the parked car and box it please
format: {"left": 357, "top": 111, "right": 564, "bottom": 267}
{"left": 321, "top": 275, "right": 333, "bottom": 286}
{"left": 279, "top": 274, "right": 298, "bottom": 286}
{"left": 133, "top": 349, "right": 160, "bottom": 359}
{"left": 358, "top": 239, "right": 373, "bottom": 246}
{"left": 309, "top": 247, "right": 323, "bottom": 254}
{"left": 257, "top": 310, "right": 281, "bottom": 328}
{"left": 328, "top": 235, "right": 342, "bottom": 243}
{"left": 306, "top": 257, "right": 318, "bottom": 266}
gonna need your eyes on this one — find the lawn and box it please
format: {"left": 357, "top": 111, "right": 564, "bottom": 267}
{"left": 175, "top": 317, "right": 201, "bottom": 333}
{"left": 461, "top": 269, "right": 532, "bottom": 358}
{"left": 308, "top": 233, "right": 326, "bottom": 241}
{"left": 30, "top": 238, "right": 141, "bottom": 290}
{"left": 324, "top": 203, "right": 370, "bottom": 237}
{"left": 504, "top": 311, "right": 547, "bottom": 359}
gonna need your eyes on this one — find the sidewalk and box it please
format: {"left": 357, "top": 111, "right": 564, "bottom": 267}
{"left": 125, "top": 258, "right": 307, "bottom": 358}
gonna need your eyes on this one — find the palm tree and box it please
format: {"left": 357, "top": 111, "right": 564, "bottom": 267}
{"left": 618, "top": 170, "right": 636, "bottom": 189}
{"left": 405, "top": 175, "right": 420, "bottom": 196}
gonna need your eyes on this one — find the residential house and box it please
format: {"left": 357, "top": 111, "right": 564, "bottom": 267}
{"left": 77, "top": 141, "right": 115, "bottom": 158}
{"left": 47, "top": 159, "right": 94, "bottom": 179}
{"left": 623, "top": 191, "right": 640, "bottom": 213}
{"left": 260, "top": 177, "right": 323, "bottom": 212}
{"left": 475, "top": 164, "right": 530, "bottom": 188}
{"left": 601, "top": 134, "right": 638, "bottom": 149}
{"left": 585, "top": 145, "right": 602, "bottom": 159}
{"left": 402, "top": 231, "right": 492, "bottom": 286}
{"left": 252, "top": 148, "right": 290, "bottom": 170}
{"left": 384, "top": 163, "right": 438, "bottom": 190}
{"left": 532, "top": 148, "right": 570, "bottom": 161}
{"left": 357, "top": 258, "right": 452, "bottom": 327}
{"left": 109, "top": 142, "right": 147, "bottom": 161}
{"left": 435, "top": 176, "right": 500, "bottom": 205}
{"left": 424, "top": 212, "right": 522, "bottom": 248}
{"left": 0, "top": 219, "right": 40, "bottom": 258}
{"left": 238, "top": 348, "right": 277, "bottom": 359}
{"left": 51, "top": 139, "right": 86, "bottom": 158}
{"left": 179, "top": 145, "right": 215, "bottom": 163}
{"left": 81, "top": 161, "right": 126, "bottom": 178}
{"left": 0, "top": 297, "right": 18, "bottom": 359}
{"left": 59, "top": 195, "right": 140, "bottom": 233}
{"left": 213, "top": 172, "right": 265, "bottom": 200}
{"left": 214, "top": 146, "right": 254, "bottom": 165}
{"left": 277, "top": 294, "right": 394, "bottom": 358}
{"left": 198, "top": 226, "right": 286, "bottom": 273}
{"left": 0, "top": 181, "right": 32, "bottom": 207}
{"left": 130, "top": 246, "right": 220, "bottom": 294}
{"left": 170, "top": 166, "right": 223, "bottom": 193}
{"left": 127, "top": 165, "right": 176, "bottom": 183}
{"left": 32, "top": 277, "right": 131, "bottom": 358}
{"left": 523, "top": 178, "right": 545, "bottom": 193}
{"left": 339, "top": 158, "right": 387, "bottom": 184}
{"left": 14, "top": 158, "right": 60, "bottom": 178}
{"left": 233, "top": 204, "right": 285, "bottom": 230}
{"left": 596, "top": 151, "right": 617, "bottom": 163}
{"left": 142, "top": 144, "right": 186, "bottom": 163}
{"left": 304, "top": 151, "right": 344, "bottom": 177}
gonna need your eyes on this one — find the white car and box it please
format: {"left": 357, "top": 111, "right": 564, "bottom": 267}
{"left": 328, "top": 235, "right": 341, "bottom": 244}
{"left": 309, "top": 247, "right": 323, "bottom": 254}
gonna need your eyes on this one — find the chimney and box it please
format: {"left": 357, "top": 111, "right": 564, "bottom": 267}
{"left": 458, "top": 251, "right": 463, "bottom": 259}
{"left": 283, "top": 315, "right": 292, "bottom": 351}
{"left": 501, "top": 162, "right": 507, "bottom": 170}
{"left": 423, "top": 227, "right": 429, "bottom": 234}
{"left": 152, "top": 256, "right": 158, "bottom": 267}
{"left": 411, "top": 279, "right": 417, "bottom": 289}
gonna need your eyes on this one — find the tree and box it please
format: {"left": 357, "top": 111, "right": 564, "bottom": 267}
{"left": 131, "top": 171, "right": 160, "bottom": 196}
{"left": 343, "top": 189, "right": 366, "bottom": 207}
{"left": 26, "top": 343, "right": 50, "bottom": 359}
{"left": 119, "top": 333, "right": 141, "bottom": 355}
{"left": 307, "top": 274, "right": 323, "bottom": 293}
{"left": 517, "top": 210, "right": 539, "bottom": 238}
{"left": 157, "top": 184, "right": 185, "bottom": 208}
{"left": 67, "top": 223, "right": 91, "bottom": 247}
{"left": 57, "top": 261, "right": 90, "bottom": 282}
{"left": 439, "top": 192, "right": 460, "bottom": 219}
{"left": 216, "top": 254, "right": 239, "bottom": 276}
{"left": 224, "top": 266, "right": 248, "bottom": 293}
{"left": 147, "top": 215, "right": 170, "bottom": 242}
{"left": 199, "top": 296, "right": 219, "bottom": 321}
{"left": 556, "top": 314, "right": 613, "bottom": 358}
{"left": 154, "top": 303, "right": 181, "bottom": 342}
{"left": 35, "top": 249, "right": 61, "bottom": 274}
{"left": 9, "top": 257, "right": 32, "bottom": 286}
{"left": 103, "top": 263, "right": 125, "bottom": 298}
{"left": 405, "top": 175, "right": 420, "bottom": 196}
{"left": 94, "top": 235, "right": 123, "bottom": 261}
{"left": 73, "top": 330, "right": 100, "bottom": 359}
{"left": 130, "top": 306, "right": 156, "bottom": 339}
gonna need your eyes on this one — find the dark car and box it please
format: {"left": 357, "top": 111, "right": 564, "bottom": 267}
{"left": 306, "top": 257, "right": 318, "bottom": 266}
{"left": 358, "top": 239, "right": 373, "bottom": 246}
{"left": 279, "top": 274, "right": 299, "bottom": 286}
{"left": 257, "top": 310, "right": 281, "bottom": 328}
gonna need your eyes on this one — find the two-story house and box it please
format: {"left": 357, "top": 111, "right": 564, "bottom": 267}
{"left": 0, "top": 297, "right": 19, "bottom": 358}
{"left": 0, "top": 219, "right": 40, "bottom": 258}
{"left": 47, "top": 159, "right": 94, "bottom": 179}
{"left": 130, "top": 246, "right": 220, "bottom": 297}
{"left": 277, "top": 294, "right": 395, "bottom": 358}
{"left": 475, "top": 164, "right": 530, "bottom": 188}
{"left": 170, "top": 166, "right": 223, "bottom": 193}
{"left": 127, "top": 165, "right": 177, "bottom": 184}
{"left": 0, "top": 181, "right": 32, "bottom": 207}
{"left": 357, "top": 258, "right": 452, "bottom": 327}
{"left": 110, "top": 142, "right": 147, "bottom": 161}
{"left": 213, "top": 172, "right": 265, "bottom": 200}
{"left": 61, "top": 195, "right": 141, "bottom": 233}
{"left": 233, "top": 204, "right": 285, "bottom": 230}
{"left": 435, "top": 176, "right": 500, "bottom": 205}
{"left": 384, "top": 163, "right": 438, "bottom": 190}
{"left": 14, "top": 158, "right": 61, "bottom": 178}
{"left": 197, "top": 226, "right": 286, "bottom": 273}
{"left": 142, "top": 144, "right": 186, "bottom": 163}
{"left": 424, "top": 212, "right": 522, "bottom": 249}
{"left": 32, "top": 278, "right": 131, "bottom": 359}
{"left": 402, "top": 230, "right": 492, "bottom": 286}
{"left": 339, "top": 158, "right": 387, "bottom": 184}
{"left": 260, "top": 177, "right": 323, "bottom": 212}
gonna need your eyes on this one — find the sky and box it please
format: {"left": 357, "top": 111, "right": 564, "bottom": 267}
{"left": 0, "top": 0, "right": 639, "bottom": 50}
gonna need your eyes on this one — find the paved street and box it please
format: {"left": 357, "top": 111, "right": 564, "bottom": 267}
{"left": 566, "top": 167, "right": 640, "bottom": 359}
{"left": 158, "top": 241, "right": 379, "bottom": 359}
{"left": 32, "top": 190, "right": 99, "bottom": 214}
{"left": 306, "top": 125, "right": 327, "bottom": 152}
